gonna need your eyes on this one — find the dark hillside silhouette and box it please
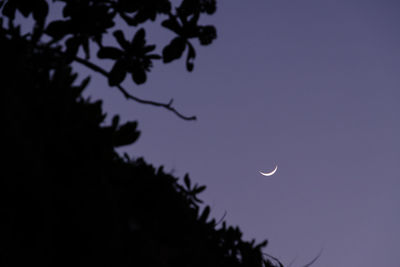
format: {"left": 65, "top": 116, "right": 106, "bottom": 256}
{"left": 1, "top": 0, "right": 286, "bottom": 266}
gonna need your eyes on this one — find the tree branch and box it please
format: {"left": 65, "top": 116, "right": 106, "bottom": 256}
{"left": 73, "top": 56, "right": 197, "bottom": 121}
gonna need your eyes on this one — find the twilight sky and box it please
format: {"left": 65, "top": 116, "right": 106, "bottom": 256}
{"left": 69, "top": 0, "right": 400, "bottom": 266}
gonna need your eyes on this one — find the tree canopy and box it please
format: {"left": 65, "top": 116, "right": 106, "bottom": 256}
{"left": 1, "top": 1, "right": 284, "bottom": 266}
{"left": 2, "top": 0, "right": 218, "bottom": 120}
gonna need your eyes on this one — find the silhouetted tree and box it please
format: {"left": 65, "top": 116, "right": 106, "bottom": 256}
{"left": 1, "top": 1, "right": 284, "bottom": 266}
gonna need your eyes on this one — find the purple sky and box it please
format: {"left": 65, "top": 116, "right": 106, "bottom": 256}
{"left": 68, "top": 0, "right": 400, "bottom": 266}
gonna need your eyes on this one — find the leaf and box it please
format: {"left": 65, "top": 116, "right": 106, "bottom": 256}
{"left": 2, "top": 2, "right": 15, "bottom": 19}
{"left": 143, "top": 45, "right": 156, "bottom": 54}
{"left": 199, "top": 206, "right": 210, "bottom": 222}
{"left": 132, "top": 28, "right": 145, "bottom": 48}
{"left": 81, "top": 76, "right": 91, "bottom": 88}
{"left": 113, "top": 121, "right": 140, "bottom": 147}
{"left": 158, "top": 0, "right": 171, "bottom": 13}
{"left": 161, "top": 17, "right": 181, "bottom": 34}
{"left": 65, "top": 37, "right": 80, "bottom": 61}
{"left": 45, "top": 20, "right": 71, "bottom": 39}
{"left": 182, "top": 12, "right": 200, "bottom": 38}
{"left": 193, "top": 195, "right": 203, "bottom": 204}
{"left": 186, "top": 42, "right": 196, "bottom": 71}
{"left": 113, "top": 30, "right": 130, "bottom": 50}
{"left": 157, "top": 166, "right": 164, "bottom": 175}
{"left": 193, "top": 185, "right": 206, "bottom": 194}
{"left": 178, "top": 0, "right": 196, "bottom": 16}
{"left": 202, "top": 0, "right": 217, "bottom": 14}
{"left": 162, "top": 37, "right": 186, "bottom": 63}
{"left": 32, "top": 0, "right": 48, "bottom": 23}
{"left": 62, "top": 2, "right": 72, "bottom": 18}
{"left": 148, "top": 54, "right": 162, "bottom": 60}
{"left": 184, "top": 174, "right": 191, "bottom": 189}
{"left": 82, "top": 38, "right": 90, "bottom": 59}
{"left": 132, "top": 9, "right": 154, "bottom": 25}
{"left": 130, "top": 66, "right": 146, "bottom": 85}
{"left": 255, "top": 240, "right": 268, "bottom": 250}
{"left": 97, "top": 47, "right": 123, "bottom": 59}
{"left": 108, "top": 59, "right": 127, "bottom": 86}
{"left": 208, "top": 219, "right": 216, "bottom": 227}
{"left": 74, "top": 76, "right": 91, "bottom": 97}
{"left": 198, "top": 25, "right": 217, "bottom": 45}
{"left": 119, "top": 12, "right": 137, "bottom": 26}
{"left": 111, "top": 115, "right": 120, "bottom": 129}
{"left": 118, "top": 0, "right": 138, "bottom": 13}
{"left": 16, "top": 1, "right": 33, "bottom": 17}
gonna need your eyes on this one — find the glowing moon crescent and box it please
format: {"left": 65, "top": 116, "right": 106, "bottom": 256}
{"left": 259, "top": 165, "right": 278, "bottom": 176}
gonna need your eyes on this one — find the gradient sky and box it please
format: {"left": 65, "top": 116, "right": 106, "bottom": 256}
{"left": 61, "top": 0, "right": 400, "bottom": 266}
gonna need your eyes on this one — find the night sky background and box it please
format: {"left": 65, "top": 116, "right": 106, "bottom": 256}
{"left": 44, "top": 0, "right": 400, "bottom": 266}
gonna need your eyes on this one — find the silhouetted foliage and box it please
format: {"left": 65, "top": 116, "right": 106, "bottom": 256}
{"left": 1, "top": 1, "right": 284, "bottom": 266}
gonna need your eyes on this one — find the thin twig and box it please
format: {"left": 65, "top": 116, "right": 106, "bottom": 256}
{"left": 300, "top": 248, "right": 323, "bottom": 267}
{"left": 74, "top": 56, "right": 197, "bottom": 121}
{"left": 287, "top": 256, "right": 298, "bottom": 267}
{"left": 215, "top": 210, "right": 227, "bottom": 226}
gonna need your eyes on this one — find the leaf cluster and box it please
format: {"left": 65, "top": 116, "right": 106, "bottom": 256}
{"left": 1, "top": 21, "right": 282, "bottom": 267}
{"left": 2, "top": 0, "right": 217, "bottom": 86}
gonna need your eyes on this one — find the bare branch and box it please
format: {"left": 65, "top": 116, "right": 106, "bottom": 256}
{"left": 73, "top": 56, "right": 197, "bottom": 121}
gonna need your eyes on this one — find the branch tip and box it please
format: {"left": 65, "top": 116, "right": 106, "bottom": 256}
{"left": 74, "top": 56, "right": 196, "bottom": 121}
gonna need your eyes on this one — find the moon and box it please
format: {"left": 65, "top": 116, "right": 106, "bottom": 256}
{"left": 259, "top": 165, "right": 278, "bottom": 176}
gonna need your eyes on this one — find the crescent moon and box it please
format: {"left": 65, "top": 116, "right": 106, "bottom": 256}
{"left": 259, "top": 165, "right": 278, "bottom": 176}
